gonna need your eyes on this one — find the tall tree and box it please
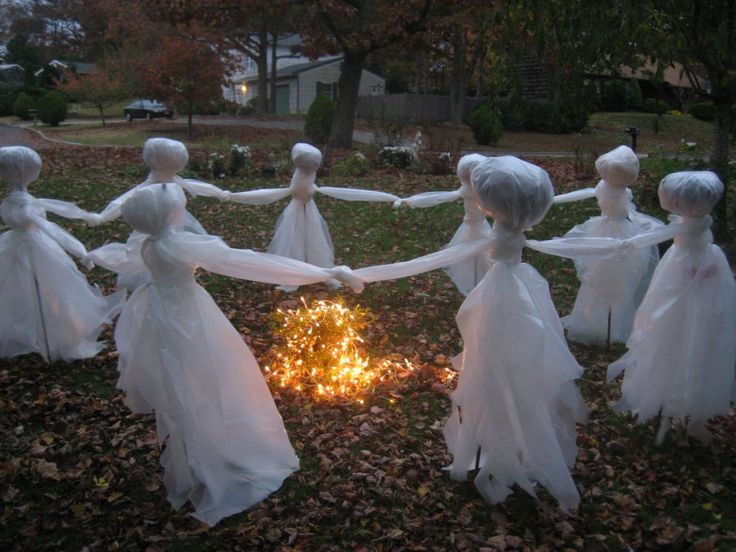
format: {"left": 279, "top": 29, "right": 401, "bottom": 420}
{"left": 141, "top": 33, "right": 226, "bottom": 136}
{"left": 301, "top": 0, "right": 442, "bottom": 148}
{"left": 56, "top": 60, "right": 129, "bottom": 127}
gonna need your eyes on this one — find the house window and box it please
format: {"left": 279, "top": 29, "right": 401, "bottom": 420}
{"left": 316, "top": 81, "right": 338, "bottom": 100}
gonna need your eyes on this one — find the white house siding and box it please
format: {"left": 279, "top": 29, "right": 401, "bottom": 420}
{"left": 297, "top": 62, "right": 343, "bottom": 113}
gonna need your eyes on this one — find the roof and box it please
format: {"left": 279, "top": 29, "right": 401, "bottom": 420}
{"left": 238, "top": 56, "right": 384, "bottom": 84}
{"left": 34, "top": 59, "right": 95, "bottom": 77}
{"left": 0, "top": 64, "right": 23, "bottom": 71}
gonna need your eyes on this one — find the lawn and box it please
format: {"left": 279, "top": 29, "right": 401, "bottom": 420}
{"left": 0, "top": 126, "right": 734, "bottom": 551}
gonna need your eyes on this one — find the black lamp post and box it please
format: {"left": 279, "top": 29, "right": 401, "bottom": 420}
{"left": 625, "top": 126, "right": 640, "bottom": 151}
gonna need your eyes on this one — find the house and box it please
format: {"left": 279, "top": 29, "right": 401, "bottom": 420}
{"left": 223, "top": 34, "right": 385, "bottom": 114}
{"left": 0, "top": 64, "right": 25, "bottom": 87}
{"left": 33, "top": 59, "right": 95, "bottom": 79}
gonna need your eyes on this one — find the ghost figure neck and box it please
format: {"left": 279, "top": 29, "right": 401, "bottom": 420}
{"left": 289, "top": 143, "right": 321, "bottom": 202}
{"left": 488, "top": 223, "right": 525, "bottom": 264}
{"left": 0, "top": 146, "right": 42, "bottom": 193}
{"left": 595, "top": 180, "right": 633, "bottom": 219}
{"left": 121, "top": 183, "right": 187, "bottom": 238}
{"left": 672, "top": 215, "right": 713, "bottom": 251}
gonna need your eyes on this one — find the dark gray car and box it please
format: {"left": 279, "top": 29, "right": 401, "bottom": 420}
{"left": 123, "top": 100, "right": 174, "bottom": 121}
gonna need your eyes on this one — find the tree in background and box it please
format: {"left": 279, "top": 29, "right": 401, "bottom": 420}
{"left": 56, "top": 60, "right": 129, "bottom": 127}
{"left": 141, "top": 33, "right": 226, "bottom": 136}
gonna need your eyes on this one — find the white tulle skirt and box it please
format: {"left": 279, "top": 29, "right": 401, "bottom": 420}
{"left": 114, "top": 278, "right": 298, "bottom": 526}
{"left": 443, "top": 261, "right": 588, "bottom": 511}
{"left": 443, "top": 219, "right": 492, "bottom": 295}
{"left": 608, "top": 243, "right": 736, "bottom": 441}
{"left": 562, "top": 216, "right": 659, "bottom": 345}
{"left": 267, "top": 199, "right": 334, "bottom": 267}
{"left": 0, "top": 228, "right": 123, "bottom": 361}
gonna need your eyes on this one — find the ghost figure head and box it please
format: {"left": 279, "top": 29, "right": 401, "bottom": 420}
{"left": 658, "top": 171, "right": 723, "bottom": 218}
{"left": 291, "top": 143, "right": 322, "bottom": 173}
{"left": 472, "top": 156, "right": 554, "bottom": 230}
{"left": 121, "top": 183, "right": 187, "bottom": 237}
{"left": 142, "top": 138, "right": 189, "bottom": 178}
{"left": 456, "top": 153, "right": 486, "bottom": 189}
{"left": 595, "top": 145, "right": 639, "bottom": 188}
{"left": 0, "top": 146, "right": 42, "bottom": 192}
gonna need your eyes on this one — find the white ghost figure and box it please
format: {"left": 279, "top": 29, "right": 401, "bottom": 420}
{"left": 0, "top": 146, "right": 123, "bottom": 362}
{"left": 608, "top": 170, "right": 736, "bottom": 445}
{"left": 225, "top": 143, "right": 400, "bottom": 291}
{"left": 351, "top": 156, "right": 629, "bottom": 511}
{"left": 559, "top": 145, "right": 663, "bottom": 345}
{"left": 87, "top": 183, "right": 360, "bottom": 526}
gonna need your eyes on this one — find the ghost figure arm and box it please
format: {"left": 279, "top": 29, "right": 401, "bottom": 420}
{"left": 526, "top": 236, "right": 631, "bottom": 260}
{"left": 37, "top": 198, "right": 96, "bottom": 222}
{"left": 552, "top": 188, "right": 596, "bottom": 204}
{"left": 353, "top": 238, "right": 489, "bottom": 283}
{"left": 316, "top": 186, "right": 400, "bottom": 203}
{"left": 171, "top": 233, "right": 353, "bottom": 288}
{"left": 178, "top": 177, "right": 230, "bottom": 200}
{"left": 396, "top": 189, "right": 462, "bottom": 208}
{"left": 227, "top": 187, "right": 293, "bottom": 205}
{"left": 28, "top": 210, "right": 88, "bottom": 261}
{"left": 92, "top": 187, "right": 140, "bottom": 226}
{"left": 620, "top": 221, "right": 682, "bottom": 249}
{"left": 86, "top": 241, "right": 142, "bottom": 274}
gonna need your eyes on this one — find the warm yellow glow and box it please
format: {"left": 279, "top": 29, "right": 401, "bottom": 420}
{"left": 240, "top": 82, "right": 247, "bottom": 94}
{"left": 267, "top": 298, "right": 414, "bottom": 402}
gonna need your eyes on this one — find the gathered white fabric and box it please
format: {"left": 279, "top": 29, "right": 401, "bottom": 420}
{"left": 91, "top": 138, "right": 228, "bottom": 289}
{"left": 608, "top": 171, "right": 736, "bottom": 444}
{"left": 227, "top": 143, "right": 398, "bottom": 290}
{"left": 394, "top": 154, "right": 492, "bottom": 295}
{"left": 87, "top": 183, "right": 362, "bottom": 525}
{"left": 354, "top": 156, "right": 636, "bottom": 510}
{"left": 561, "top": 146, "right": 662, "bottom": 345}
{"left": 0, "top": 146, "right": 124, "bottom": 362}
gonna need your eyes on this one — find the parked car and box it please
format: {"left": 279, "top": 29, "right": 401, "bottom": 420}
{"left": 123, "top": 100, "right": 174, "bottom": 121}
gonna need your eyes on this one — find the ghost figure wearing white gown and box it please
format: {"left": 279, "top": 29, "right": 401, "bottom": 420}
{"left": 0, "top": 146, "right": 124, "bottom": 362}
{"left": 394, "top": 153, "right": 492, "bottom": 295}
{"left": 607, "top": 171, "right": 736, "bottom": 445}
{"left": 353, "top": 156, "right": 630, "bottom": 511}
{"left": 88, "top": 137, "right": 229, "bottom": 290}
{"left": 87, "top": 183, "right": 362, "bottom": 526}
{"left": 225, "top": 143, "right": 400, "bottom": 291}
{"left": 560, "top": 145, "right": 662, "bottom": 345}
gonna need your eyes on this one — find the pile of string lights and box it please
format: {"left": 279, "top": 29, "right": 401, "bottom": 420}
{"left": 265, "top": 298, "right": 417, "bottom": 402}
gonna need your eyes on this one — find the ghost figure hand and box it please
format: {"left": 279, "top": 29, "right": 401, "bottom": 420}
{"left": 393, "top": 199, "right": 404, "bottom": 209}
{"left": 86, "top": 213, "right": 103, "bottom": 227}
{"left": 219, "top": 190, "right": 232, "bottom": 202}
{"left": 329, "top": 266, "right": 365, "bottom": 293}
{"left": 81, "top": 255, "right": 95, "bottom": 270}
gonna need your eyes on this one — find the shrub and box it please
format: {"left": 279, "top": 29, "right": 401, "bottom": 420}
{"left": 496, "top": 96, "right": 525, "bottom": 131}
{"left": 332, "top": 152, "right": 370, "bottom": 177}
{"left": 208, "top": 152, "right": 226, "bottom": 179}
{"left": 304, "top": 94, "right": 336, "bottom": 145}
{"left": 643, "top": 98, "right": 669, "bottom": 115}
{"left": 13, "top": 92, "right": 36, "bottom": 120}
{"left": 228, "top": 144, "right": 252, "bottom": 176}
{"left": 690, "top": 101, "right": 715, "bottom": 121}
{"left": 522, "top": 99, "right": 589, "bottom": 134}
{"left": 468, "top": 104, "right": 503, "bottom": 145}
{"left": 378, "top": 146, "right": 415, "bottom": 168}
{"left": 600, "top": 78, "right": 643, "bottom": 111}
{"left": 37, "top": 91, "right": 67, "bottom": 126}
{"left": 0, "top": 93, "right": 13, "bottom": 117}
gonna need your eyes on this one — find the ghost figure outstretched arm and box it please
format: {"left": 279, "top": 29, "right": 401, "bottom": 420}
{"left": 89, "top": 186, "right": 141, "bottom": 226}
{"left": 354, "top": 238, "right": 489, "bottom": 284}
{"left": 37, "top": 198, "right": 97, "bottom": 223}
{"left": 27, "top": 208, "right": 89, "bottom": 265}
{"left": 394, "top": 188, "right": 463, "bottom": 209}
{"left": 316, "top": 186, "right": 400, "bottom": 203}
{"left": 175, "top": 176, "right": 230, "bottom": 200}
{"left": 552, "top": 188, "right": 597, "bottom": 204}
{"left": 226, "top": 187, "right": 293, "bottom": 205}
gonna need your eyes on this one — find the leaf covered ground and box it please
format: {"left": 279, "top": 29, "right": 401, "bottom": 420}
{"left": 0, "top": 127, "right": 734, "bottom": 551}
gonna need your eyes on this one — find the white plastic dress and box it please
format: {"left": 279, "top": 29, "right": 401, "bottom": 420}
{"left": 0, "top": 146, "right": 124, "bottom": 362}
{"left": 226, "top": 143, "right": 399, "bottom": 291}
{"left": 608, "top": 171, "right": 736, "bottom": 445}
{"left": 355, "top": 156, "right": 628, "bottom": 510}
{"left": 89, "top": 137, "right": 229, "bottom": 289}
{"left": 394, "top": 154, "right": 492, "bottom": 295}
{"left": 561, "top": 146, "right": 662, "bottom": 345}
{"left": 87, "top": 183, "right": 361, "bottom": 526}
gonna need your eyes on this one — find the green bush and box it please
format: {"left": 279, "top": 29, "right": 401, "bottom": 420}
{"left": 468, "top": 104, "right": 503, "bottom": 145}
{"left": 304, "top": 94, "right": 336, "bottom": 145}
{"left": 0, "top": 93, "right": 13, "bottom": 117}
{"left": 690, "top": 101, "right": 715, "bottom": 121}
{"left": 522, "top": 99, "right": 589, "bottom": 134}
{"left": 378, "top": 146, "right": 415, "bottom": 169}
{"left": 496, "top": 96, "right": 525, "bottom": 131}
{"left": 13, "top": 92, "right": 36, "bottom": 120}
{"left": 333, "top": 152, "right": 370, "bottom": 177}
{"left": 643, "top": 98, "right": 670, "bottom": 115}
{"left": 600, "top": 78, "right": 643, "bottom": 111}
{"left": 37, "top": 91, "right": 67, "bottom": 126}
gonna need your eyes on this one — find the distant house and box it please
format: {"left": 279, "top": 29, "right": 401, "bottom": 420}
{"left": 223, "top": 34, "right": 385, "bottom": 114}
{"left": 33, "top": 59, "right": 95, "bottom": 79}
{"left": 0, "top": 64, "right": 25, "bottom": 88}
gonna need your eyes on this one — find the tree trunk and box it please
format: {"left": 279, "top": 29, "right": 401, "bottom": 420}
{"left": 328, "top": 50, "right": 368, "bottom": 149}
{"left": 97, "top": 104, "right": 106, "bottom": 128}
{"left": 270, "top": 32, "right": 278, "bottom": 114}
{"left": 255, "top": 28, "right": 269, "bottom": 115}
{"left": 711, "top": 93, "right": 731, "bottom": 245}
{"left": 187, "top": 106, "right": 193, "bottom": 138}
{"left": 449, "top": 25, "right": 467, "bottom": 126}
